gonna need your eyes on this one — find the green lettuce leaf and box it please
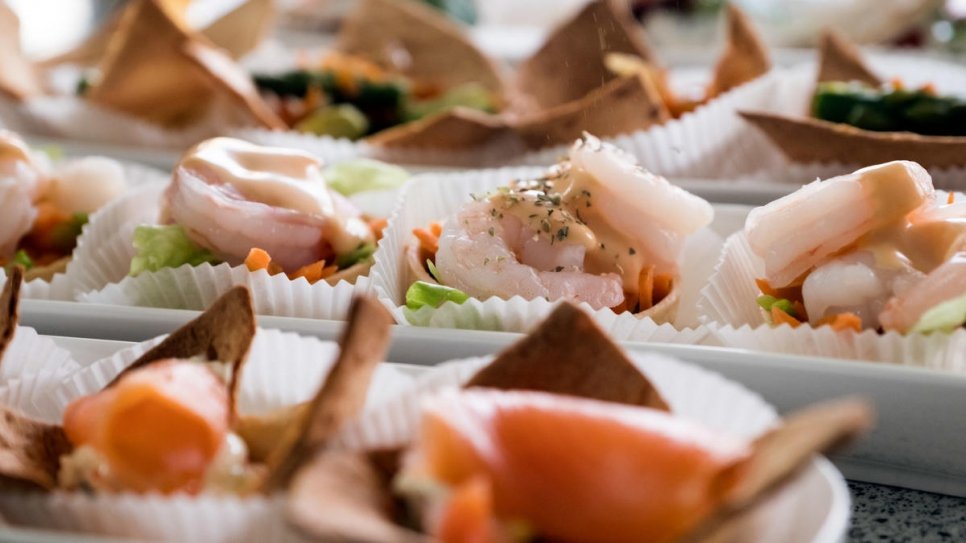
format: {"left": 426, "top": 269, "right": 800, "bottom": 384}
{"left": 336, "top": 243, "right": 376, "bottom": 269}
{"left": 405, "top": 280, "right": 469, "bottom": 310}
{"left": 911, "top": 293, "right": 966, "bottom": 334}
{"left": 324, "top": 159, "right": 410, "bottom": 196}
{"left": 756, "top": 294, "right": 799, "bottom": 318}
{"left": 404, "top": 82, "right": 496, "bottom": 121}
{"left": 129, "top": 225, "right": 219, "bottom": 276}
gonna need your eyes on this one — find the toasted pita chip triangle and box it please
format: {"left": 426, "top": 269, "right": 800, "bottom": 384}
{"left": 86, "top": 0, "right": 284, "bottom": 129}
{"left": 707, "top": 4, "right": 771, "bottom": 98}
{"left": 466, "top": 302, "right": 669, "bottom": 411}
{"left": 0, "top": 267, "right": 23, "bottom": 367}
{"left": 0, "top": 4, "right": 43, "bottom": 101}
{"left": 741, "top": 110, "right": 966, "bottom": 168}
{"left": 512, "top": 74, "right": 669, "bottom": 149}
{"left": 335, "top": 0, "right": 506, "bottom": 101}
{"left": 516, "top": 0, "right": 656, "bottom": 111}
{"left": 200, "top": 0, "right": 275, "bottom": 59}
{"left": 262, "top": 296, "right": 394, "bottom": 492}
{"left": 817, "top": 30, "right": 882, "bottom": 86}
{"left": 287, "top": 450, "right": 427, "bottom": 543}
{"left": 366, "top": 107, "right": 510, "bottom": 149}
{"left": 0, "top": 406, "right": 71, "bottom": 491}
{"left": 110, "top": 286, "right": 256, "bottom": 422}
{"left": 685, "top": 399, "right": 872, "bottom": 542}
{"left": 37, "top": 7, "right": 126, "bottom": 68}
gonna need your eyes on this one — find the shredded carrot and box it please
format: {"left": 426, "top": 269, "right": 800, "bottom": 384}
{"left": 771, "top": 306, "right": 802, "bottom": 328}
{"left": 890, "top": 77, "right": 905, "bottom": 90}
{"left": 637, "top": 265, "right": 655, "bottom": 312}
{"left": 413, "top": 227, "right": 439, "bottom": 256}
{"left": 429, "top": 222, "right": 443, "bottom": 238}
{"left": 291, "top": 260, "right": 338, "bottom": 283}
{"left": 368, "top": 217, "right": 388, "bottom": 241}
{"left": 245, "top": 248, "right": 272, "bottom": 272}
{"left": 755, "top": 278, "right": 804, "bottom": 304}
{"left": 922, "top": 82, "right": 937, "bottom": 95}
{"left": 948, "top": 192, "right": 956, "bottom": 205}
{"left": 792, "top": 301, "right": 808, "bottom": 322}
{"left": 653, "top": 273, "right": 673, "bottom": 304}
{"left": 816, "top": 312, "right": 862, "bottom": 332}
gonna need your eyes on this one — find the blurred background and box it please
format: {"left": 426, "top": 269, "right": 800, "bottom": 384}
{"left": 6, "top": 0, "right": 966, "bottom": 63}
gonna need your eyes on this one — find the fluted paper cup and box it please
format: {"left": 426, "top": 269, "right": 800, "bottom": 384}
{"left": 0, "top": 161, "right": 169, "bottom": 301}
{"left": 74, "top": 184, "right": 373, "bottom": 319}
{"left": 332, "top": 351, "right": 849, "bottom": 543}
{"left": 368, "top": 166, "right": 720, "bottom": 342}
{"left": 510, "top": 55, "right": 966, "bottom": 189}
{"left": 0, "top": 328, "right": 413, "bottom": 542}
{"left": 699, "top": 231, "right": 966, "bottom": 370}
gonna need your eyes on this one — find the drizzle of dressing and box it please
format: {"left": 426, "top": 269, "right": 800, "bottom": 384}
{"left": 179, "top": 138, "right": 373, "bottom": 255}
{"left": 486, "top": 164, "right": 650, "bottom": 290}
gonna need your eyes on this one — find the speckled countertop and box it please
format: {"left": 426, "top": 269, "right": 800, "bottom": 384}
{"left": 848, "top": 482, "right": 966, "bottom": 542}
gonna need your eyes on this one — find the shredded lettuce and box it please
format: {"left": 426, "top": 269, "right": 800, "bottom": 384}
{"left": 404, "top": 82, "right": 496, "bottom": 121}
{"left": 129, "top": 225, "right": 219, "bottom": 276}
{"left": 426, "top": 259, "right": 443, "bottom": 283}
{"left": 911, "top": 293, "right": 966, "bottom": 334}
{"left": 756, "top": 295, "right": 798, "bottom": 318}
{"left": 336, "top": 243, "right": 376, "bottom": 269}
{"left": 50, "top": 213, "right": 88, "bottom": 252}
{"left": 324, "top": 160, "right": 410, "bottom": 196}
{"left": 405, "top": 281, "right": 469, "bottom": 310}
{"left": 11, "top": 250, "right": 33, "bottom": 271}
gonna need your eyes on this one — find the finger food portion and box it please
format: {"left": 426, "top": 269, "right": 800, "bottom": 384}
{"left": 742, "top": 29, "right": 966, "bottom": 168}
{"left": 745, "top": 161, "right": 966, "bottom": 333}
{"left": 0, "top": 130, "right": 128, "bottom": 282}
{"left": 135, "top": 137, "right": 379, "bottom": 285}
{"left": 81, "top": 0, "right": 284, "bottom": 130}
{"left": 403, "top": 134, "right": 713, "bottom": 320}
{"left": 287, "top": 303, "right": 870, "bottom": 543}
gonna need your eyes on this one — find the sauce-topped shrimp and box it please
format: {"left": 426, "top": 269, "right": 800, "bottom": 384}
{"left": 426, "top": 134, "right": 713, "bottom": 312}
{"left": 0, "top": 131, "right": 46, "bottom": 257}
{"left": 746, "top": 161, "right": 966, "bottom": 331}
{"left": 162, "top": 138, "right": 374, "bottom": 273}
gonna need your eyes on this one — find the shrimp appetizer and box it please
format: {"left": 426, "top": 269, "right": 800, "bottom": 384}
{"left": 133, "top": 137, "right": 384, "bottom": 285}
{"left": 746, "top": 160, "right": 966, "bottom": 333}
{"left": 0, "top": 130, "right": 127, "bottom": 282}
{"left": 404, "top": 134, "right": 713, "bottom": 318}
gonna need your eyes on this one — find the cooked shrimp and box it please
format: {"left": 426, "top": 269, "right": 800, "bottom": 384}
{"left": 162, "top": 138, "right": 373, "bottom": 272}
{"left": 879, "top": 253, "right": 966, "bottom": 333}
{"left": 746, "top": 161, "right": 933, "bottom": 287}
{"left": 48, "top": 157, "right": 127, "bottom": 214}
{"left": 566, "top": 135, "right": 713, "bottom": 273}
{"left": 801, "top": 251, "right": 925, "bottom": 328}
{"left": 0, "top": 131, "right": 47, "bottom": 257}
{"left": 435, "top": 200, "right": 624, "bottom": 309}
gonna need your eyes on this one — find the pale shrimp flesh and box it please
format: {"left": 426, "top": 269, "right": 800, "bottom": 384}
{"left": 879, "top": 253, "right": 966, "bottom": 333}
{"left": 0, "top": 131, "right": 47, "bottom": 257}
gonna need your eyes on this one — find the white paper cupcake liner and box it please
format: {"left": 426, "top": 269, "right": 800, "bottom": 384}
{"left": 333, "top": 352, "right": 848, "bottom": 543}
{"left": 0, "top": 326, "right": 80, "bottom": 421}
{"left": 0, "top": 161, "right": 170, "bottom": 301}
{"left": 698, "top": 231, "right": 966, "bottom": 370}
{"left": 73, "top": 183, "right": 374, "bottom": 319}
{"left": 0, "top": 328, "right": 413, "bottom": 542}
{"left": 368, "top": 166, "right": 718, "bottom": 342}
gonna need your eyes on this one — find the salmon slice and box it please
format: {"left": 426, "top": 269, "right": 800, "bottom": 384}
{"left": 63, "top": 359, "right": 229, "bottom": 494}
{"left": 409, "top": 389, "right": 751, "bottom": 543}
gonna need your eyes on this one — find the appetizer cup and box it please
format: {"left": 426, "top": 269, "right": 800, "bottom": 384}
{"left": 699, "top": 161, "right": 966, "bottom": 370}
{"left": 369, "top": 144, "right": 723, "bottom": 341}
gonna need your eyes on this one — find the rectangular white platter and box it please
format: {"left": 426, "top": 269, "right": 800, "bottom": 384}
{"left": 16, "top": 325, "right": 966, "bottom": 499}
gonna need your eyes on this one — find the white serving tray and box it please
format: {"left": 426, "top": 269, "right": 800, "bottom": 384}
{"left": 16, "top": 309, "right": 966, "bottom": 498}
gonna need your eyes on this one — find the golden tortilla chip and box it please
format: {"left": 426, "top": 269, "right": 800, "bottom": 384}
{"left": 0, "top": 4, "right": 42, "bottom": 101}
{"left": 516, "top": 0, "right": 656, "bottom": 111}
{"left": 685, "top": 399, "right": 872, "bottom": 542}
{"left": 817, "top": 30, "right": 882, "bottom": 86}
{"left": 0, "top": 406, "right": 71, "bottom": 491}
{"left": 86, "top": 0, "right": 284, "bottom": 129}
{"left": 200, "top": 0, "right": 275, "bottom": 59}
{"left": 707, "top": 5, "right": 771, "bottom": 98}
{"left": 262, "top": 296, "right": 394, "bottom": 491}
{"left": 466, "top": 302, "right": 669, "bottom": 411}
{"left": 335, "top": 0, "right": 506, "bottom": 101}
{"left": 287, "top": 450, "right": 427, "bottom": 543}
{"left": 111, "top": 286, "right": 257, "bottom": 421}
{"left": 741, "top": 110, "right": 966, "bottom": 169}
{"left": 366, "top": 107, "right": 510, "bottom": 149}
{"left": 513, "top": 74, "right": 669, "bottom": 150}
{"left": 0, "top": 267, "right": 23, "bottom": 366}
